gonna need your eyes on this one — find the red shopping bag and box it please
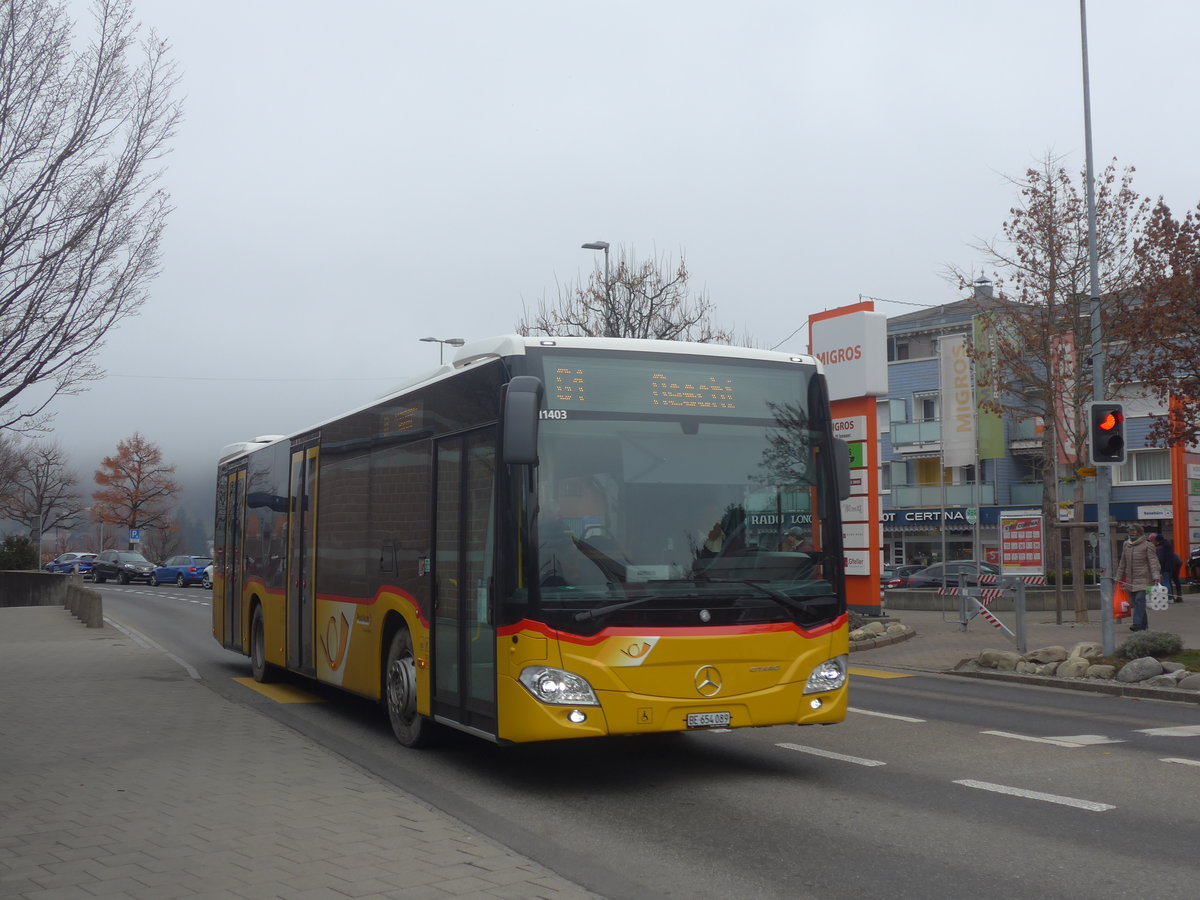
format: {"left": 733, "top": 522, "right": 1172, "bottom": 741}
{"left": 1112, "top": 583, "right": 1131, "bottom": 619}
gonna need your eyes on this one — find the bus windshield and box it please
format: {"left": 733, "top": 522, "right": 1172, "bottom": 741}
{"left": 531, "top": 355, "right": 842, "bottom": 635}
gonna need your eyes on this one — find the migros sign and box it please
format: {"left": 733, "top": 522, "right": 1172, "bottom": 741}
{"left": 808, "top": 310, "right": 887, "bottom": 401}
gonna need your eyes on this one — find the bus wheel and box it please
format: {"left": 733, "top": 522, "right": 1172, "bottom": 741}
{"left": 250, "top": 605, "right": 274, "bottom": 683}
{"left": 385, "top": 629, "right": 433, "bottom": 747}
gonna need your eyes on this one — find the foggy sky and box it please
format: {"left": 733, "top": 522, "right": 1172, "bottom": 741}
{"left": 39, "top": 0, "right": 1200, "bottom": 527}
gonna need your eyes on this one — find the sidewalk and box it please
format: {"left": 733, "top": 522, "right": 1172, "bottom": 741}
{"left": 857, "top": 595, "right": 1200, "bottom": 671}
{"left": 0, "top": 606, "right": 600, "bottom": 900}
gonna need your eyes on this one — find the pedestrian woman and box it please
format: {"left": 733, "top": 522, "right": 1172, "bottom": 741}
{"left": 1116, "top": 524, "right": 1160, "bottom": 632}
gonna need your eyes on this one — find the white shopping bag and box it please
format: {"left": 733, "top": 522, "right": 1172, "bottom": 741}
{"left": 1148, "top": 583, "right": 1170, "bottom": 611}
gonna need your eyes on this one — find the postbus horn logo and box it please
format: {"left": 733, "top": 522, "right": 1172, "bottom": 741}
{"left": 320, "top": 612, "right": 351, "bottom": 671}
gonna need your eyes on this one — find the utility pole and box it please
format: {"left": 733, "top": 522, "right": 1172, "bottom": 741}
{"left": 1080, "top": 0, "right": 1115, "bottom": 655}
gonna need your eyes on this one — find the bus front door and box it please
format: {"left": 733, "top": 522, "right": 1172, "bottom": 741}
{"left": 432, "top": 428, "right": 498, "bottom": 737}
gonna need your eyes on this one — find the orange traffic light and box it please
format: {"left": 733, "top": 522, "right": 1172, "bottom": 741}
{"left": 1088, "top": 402, "right": 1126, "bottom": 464}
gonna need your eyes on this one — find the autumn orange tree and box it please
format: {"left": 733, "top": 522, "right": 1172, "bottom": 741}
{"left": 1109, "top": 201, "right": 1200, "bottom": 446}
{"left": 954, "top": 155, "right": 1150, "bottom": 623}
{"left": 92, "top": 433, "right": 180, "bottom": 547}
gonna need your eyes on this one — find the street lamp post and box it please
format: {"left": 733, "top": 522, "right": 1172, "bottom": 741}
{"left": 419, "top": 336, "right": 465, "bottom": 364}
{"left": 1080, "top": 0, "right": 1114, "bottom": 655}
{"left": 581, "top": 241, "right": 611, "bottom": 330}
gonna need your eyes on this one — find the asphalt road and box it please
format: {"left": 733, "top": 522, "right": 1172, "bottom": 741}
{"left": 99, "top": 583, "right": 1200, "bottom": 900}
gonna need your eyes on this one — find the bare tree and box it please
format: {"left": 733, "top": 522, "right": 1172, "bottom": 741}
{"left": 0, "top": 0, "right": 181, "bottom": 433}
{"left": 518, "top": 248, "right": 735, "bottom": 343}
{"left": 952, "top": 155, "right": 1150, "bottom": 623}
{"left": 142, "top": 518, "right": 181, "bottom": 563}
{"left": 0, "top": 438, "right": 84, "bottom": 550}
{"left": 92, "top": 431, "right": 180, "bottom": 545}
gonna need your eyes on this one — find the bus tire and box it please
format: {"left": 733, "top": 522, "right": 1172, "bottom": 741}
{"left": 250, "top": 604, "right": 275, "bottom": 683}
{"left": 385, "top": 628, "right": 434, "bottom": 748}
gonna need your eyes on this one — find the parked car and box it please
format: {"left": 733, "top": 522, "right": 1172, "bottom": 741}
{"left": 151, "top": 555, "right": 214, "bottom": 587}
{"left": 880, "top": 563, "right": 923, "bottom": 587}
{"left": 201, "top": 564, "right": 213, "bottom": 590}
{"left": 900, "top": 560, "right": 1000, "bottom": 589}
{"left": 44, "top": 552, "right": 98, "bottom": 578}
{"left": 92, "top": 549, "right": 156, "bottom": 585}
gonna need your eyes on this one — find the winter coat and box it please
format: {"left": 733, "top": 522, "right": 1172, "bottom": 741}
{"left": 1156, "top": 538, "right": 1182, "bottom": 577}
{"left": 1116, "top": 536, "right": 1161, "bottom": 591}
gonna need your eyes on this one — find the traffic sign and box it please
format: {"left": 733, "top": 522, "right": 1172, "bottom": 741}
{"left": 129, "top": 529, "right": 141, "bottom": 543}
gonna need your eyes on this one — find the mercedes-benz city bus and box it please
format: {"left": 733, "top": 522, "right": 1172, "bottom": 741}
{"left": 212, "top": 335, "right": 851, "bottom": 747}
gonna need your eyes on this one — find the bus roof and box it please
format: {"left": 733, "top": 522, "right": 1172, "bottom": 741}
{"left": 219, "top": 335, "right": 822, "bottom": 465}
{"left": 451, "top": 334, "right": 818, "bottom": 368}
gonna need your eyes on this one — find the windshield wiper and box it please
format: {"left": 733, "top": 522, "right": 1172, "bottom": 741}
{"left": 573, "top": 592, "right": 660, "bottom": 622}
{"left": 697, "top": 577, "right": 827, "bottom": 615}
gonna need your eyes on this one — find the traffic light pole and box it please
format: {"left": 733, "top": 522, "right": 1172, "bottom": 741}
{"left": 1081, "top": 0, "right": 1115, "bottom": 656}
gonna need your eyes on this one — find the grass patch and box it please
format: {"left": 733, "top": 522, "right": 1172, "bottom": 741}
{"left": 1165, "top": 649, "right": 1200, "bottom": 672}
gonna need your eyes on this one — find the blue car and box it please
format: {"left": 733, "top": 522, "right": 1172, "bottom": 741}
{"left": 44, "top": 552, "right": 97, "bottom": 578}
{"left": 151, "top": 555, "right": 214, "bottom": 587}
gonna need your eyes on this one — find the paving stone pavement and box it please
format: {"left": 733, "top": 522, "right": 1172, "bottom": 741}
{"left": 0, "top": 606, "right": 601, "bottom": 900}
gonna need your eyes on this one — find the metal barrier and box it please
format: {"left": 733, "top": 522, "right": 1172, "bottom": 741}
{"left": 936, "top": 573, "right": 1038, "bottom": 653}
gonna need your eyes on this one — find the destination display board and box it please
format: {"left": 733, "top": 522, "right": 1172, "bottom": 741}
{"left": 539, "top": 354, "right": 808, "bottom": 419}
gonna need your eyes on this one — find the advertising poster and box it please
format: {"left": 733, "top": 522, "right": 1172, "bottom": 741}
{"left": 1000, "top": 515, "right": 1044, "bottom": 576}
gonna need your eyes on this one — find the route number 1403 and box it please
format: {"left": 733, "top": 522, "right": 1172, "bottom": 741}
{"left": 539, "top": 409, "right": 568, "bottom": 420}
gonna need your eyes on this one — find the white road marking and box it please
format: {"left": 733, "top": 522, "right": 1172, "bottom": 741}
{"left": 105, "top": 618, "right": 201, "bottom": 680}
{"left": 849, "top": 707, "right": 925, "bottom": 723}
{"left": 980, "top": 730, "right": 1113, "bottom": 748}
{"left": 776, "top": 743, "right": 887, "bottom": 766}
{"left": 1161, "top": 757, "right": 1200, "bottom": 767}
{"left": 1044, "top": 734, "right": 1125, "bottom": 746}
{"left": 1137, "top": 725, "right": 1200, "bottom": 737}
{"left": 954, "top": 779, "right": 1115, "bottom": 812}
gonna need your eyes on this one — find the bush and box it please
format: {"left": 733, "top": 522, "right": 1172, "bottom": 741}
{"left": 1045, "top": 569, "right": 1100, "bottom": 586}
{"left": 1117, "top": 631, "right": 1184, "bottom": 660}
{"left": 0, "top": 534, "right": 38, "bottom": 570}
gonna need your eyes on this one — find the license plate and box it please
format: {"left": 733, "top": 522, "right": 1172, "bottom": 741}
{"left": 687, "top": 711, "right": 731, "bottom": 728}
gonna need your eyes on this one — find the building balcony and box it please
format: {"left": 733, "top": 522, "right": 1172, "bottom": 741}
{"left": 890, "top": 420, "right": 941, "bottom": 449}
{"left": 1008, "top": 416, "right": 1044, "bottom": 454}
{"left": 890, "top": 483, "right": 996, "bottom": 508}
{"left": 1009, "top": 481, "right": 1097, "bottom": 505}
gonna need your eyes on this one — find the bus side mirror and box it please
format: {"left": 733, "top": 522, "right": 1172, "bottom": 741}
{"left": 833, "top": 437, "right": 851, "bottom": 501}
{"left": 503, "top": 376, "right": 543, "bottom": 465}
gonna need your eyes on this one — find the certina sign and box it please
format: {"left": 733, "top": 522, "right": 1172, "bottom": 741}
{"left": 810, "top": 311, "right": 888, "bottom": 401}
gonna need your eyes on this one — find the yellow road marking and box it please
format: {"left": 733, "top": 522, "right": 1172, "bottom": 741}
{"left": 848, "top": 666, "right": 914, "bottom": 679}
{"left": 233, "top": 677, "right": 325, "bottom": 703}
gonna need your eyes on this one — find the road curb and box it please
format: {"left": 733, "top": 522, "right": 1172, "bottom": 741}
{"left": 946, "top": 663, "right": 1200, "bottom": 704}
{"left": 849, "top": 624, "right": 916, "bottom": 653}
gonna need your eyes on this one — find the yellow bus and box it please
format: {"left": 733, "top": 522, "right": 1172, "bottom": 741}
{"left": 213, "top": 335, "right": 851, "bottom": 747}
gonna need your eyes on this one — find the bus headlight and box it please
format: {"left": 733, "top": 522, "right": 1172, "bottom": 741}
{"left": 518, "top": 666, "right": 600, "bottom": 706}
{"left": 803, "top": 655, "right": 848, "bottom": 694}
